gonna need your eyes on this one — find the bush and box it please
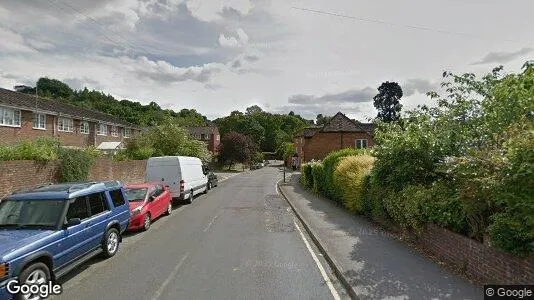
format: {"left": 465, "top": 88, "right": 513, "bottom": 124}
{"left": 321, "top": 148, "right": 366, "bottom": 203}
{"left": 422, "top": 180, "right": 468, "bottom": 234}
{"left": 310, "top": 162, "right": 325, "bottom": 194}
{"left": 301, "top": 160, "right": 319, "bottom": 189}
{"left": 489, "top": 212, "right": 534, "bottom": 256}
{"left": 333, "top": 155, "right": 374, "bottom": 213}
{"left": 0, "top": 137, "right": 60, "bottom": 161}
{"left": 58, "top": 148, "right": 96, "bottom": 182}
{"left": 361, "top": 173, "right": 387, "bottom": 218}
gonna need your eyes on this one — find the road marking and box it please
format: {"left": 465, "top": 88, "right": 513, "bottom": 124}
{"left": 294, "top": 221, "right": 341, "bottom": 300}
{"left": 203, "top": 215, "right": 218, "bottom": 232}
{"left": 151, "top": 252, "right": 190, "bottom": 300}
{"left": 277, "top": 179, "right": 341, "bottom": 300}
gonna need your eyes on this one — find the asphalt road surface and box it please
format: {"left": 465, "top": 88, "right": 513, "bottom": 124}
{"left": 52, "top": 164, "right": 348, "bottom": 300}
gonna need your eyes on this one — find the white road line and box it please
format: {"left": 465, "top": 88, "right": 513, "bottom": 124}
{"left": 294, "top": 221, "right": 341, "bottom": 300}
{"left": 151, "top": 252, "right": 190, "bottom": 300}
{"left": 277, "top": 180, "right": 341, "bottom": 300}
{"left": 203, "top": 215, "right": 219, "bottom": 232}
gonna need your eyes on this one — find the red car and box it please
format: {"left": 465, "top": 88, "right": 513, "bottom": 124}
{"left": 125, "top": 182, "right": 173, "bottom": 231}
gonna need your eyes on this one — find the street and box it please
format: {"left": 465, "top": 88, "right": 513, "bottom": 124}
{"left": 53, "top": 164, "right": 347, "bottom": 300}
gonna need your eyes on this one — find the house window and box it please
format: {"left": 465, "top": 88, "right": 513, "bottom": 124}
{"left": 124, "top": 128, "right": 131, "bottom": 138}
{"left": 97, "top": 123, "right": 108, "bottom": 136}
{"left": 80, "top": 121, "right": 90, "bottom": 134}
{"left": 111, "top": 126, "right": 118, "bottom": 137}
{"left": 0, "top": 106, "right": 21, "bottom": 127}
{"left": 201, "top": 134, "right": 206, "bottom": 140}
{"left": 355, "top": 139, "right": 368, "bottom": 149}
{"left": 57, "top": 117, "right": 73, "bottom": 132}
{"left": 33, "top": 113, "right": 46, "bottom": 130}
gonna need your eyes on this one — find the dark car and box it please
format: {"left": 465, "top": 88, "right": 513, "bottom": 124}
{"left": 0, "top": 181, "right": 130, "bottom": 300}
{"left": 202, "top": 166, "right": 218, "bottom": 190}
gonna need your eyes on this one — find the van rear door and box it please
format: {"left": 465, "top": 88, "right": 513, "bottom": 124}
{"left": 146, "top": 163, "right": 181, "bottom": 197}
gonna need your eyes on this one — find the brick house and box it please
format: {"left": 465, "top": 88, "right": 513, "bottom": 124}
{"left": 294, "top": 112, "right": 376, "bottom": 163}
{"left": 186, "top": 126, "right": 221, "bottom": 155}
{"left": 0, "top": 88, "right": 142, "bottom": 148}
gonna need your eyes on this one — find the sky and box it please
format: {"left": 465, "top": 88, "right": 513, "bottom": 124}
{"left": 0, "top": 0, "right": 532, "bottom": 121}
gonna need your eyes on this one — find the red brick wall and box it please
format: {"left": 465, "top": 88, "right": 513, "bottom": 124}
{"left": 302, "top": 132, "right": 374, "bottom": 162}
{"left": 88, "top": 159, "right": 146, "bottom": 184}
{"left": 0, "top": 159, "right": 147, "bottom": 199}
{"left": 419, "top": 224, "right": 534, "bottom": 284}
{"left": 0, "top": 160, "right": 60, "bottom": 199}
{"left": 0, "top": 111, "right": 55, "bottom": 145}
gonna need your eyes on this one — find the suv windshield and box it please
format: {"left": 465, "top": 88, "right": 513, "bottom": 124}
{"left": 0, "top": 199, "right": 65, "bottom": 229}
{"left": 125, "top": 188, "right": 148, "bottom": 202}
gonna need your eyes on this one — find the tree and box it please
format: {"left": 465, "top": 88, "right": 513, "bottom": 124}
{"left": 373, "top": 81, "right": 403, "bottom": 122}
{"left": 120, "top": 123, "right": 212, "bottom": 163}
{"left": 36, "top": 77, "right": 74, "bottom": 100}
{"left": 219, "top": 132, "right": 258, "bottom": 169}
{"left": 288, "top": 111, "right": 295, "bottom": 116}
{"left": 245, "top": 105, "right": 263, "bottom": 115}
{"left": 14, "top": 85, "right": 36, "bottom": 94}
{"left": 316, "top": 114, "right": 332, "bottom": 126}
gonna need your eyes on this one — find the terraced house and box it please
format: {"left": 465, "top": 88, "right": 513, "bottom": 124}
{"left": 0, "top": 87, "right": 142, "bottom": 148}
{"left": 294, "top": 112, "right": 376, "bottom": 163}
{"left": 186, "top": 125, "right": 221, "bottom": 155}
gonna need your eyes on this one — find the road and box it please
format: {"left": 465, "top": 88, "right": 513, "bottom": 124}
{"left": 53, "top": 164, "right": 347, "bottom": 300}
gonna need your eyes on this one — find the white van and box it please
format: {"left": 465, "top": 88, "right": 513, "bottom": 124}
{"left": 145, "top": 156, "right": 208, "bottom": 204}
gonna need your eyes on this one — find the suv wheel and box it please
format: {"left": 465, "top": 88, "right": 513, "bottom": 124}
{"left": 143, "top": 214, "right": 151, "bottom": 231}
{"left": 102, "top": 228, "right": 120, "bottom": 258}
{"left": 16, "top": 262, "right": 51, "bottom": 300}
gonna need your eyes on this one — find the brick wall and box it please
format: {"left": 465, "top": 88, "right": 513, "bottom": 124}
{"left": 418, "top": 224, "right": 534, "bottom": 284}
{"left": 88, "top": 159, "right": 146, "bottom": 184}
{"left": 0, "top": 159, "right": 147, "bottom": 199}
{"left": 302, "top": 132, "right": 374, "bottom": 162}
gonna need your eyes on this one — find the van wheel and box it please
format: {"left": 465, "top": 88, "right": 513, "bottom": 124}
{"left": 204, "top": 183, "right": 210, "bottom": 193}
{"left": 186, "top": 190, "right": 193, "bottom": 204}
{"left": 15, "top": 262, "right": 51, "bottom": 300}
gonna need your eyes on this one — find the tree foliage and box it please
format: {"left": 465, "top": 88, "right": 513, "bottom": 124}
{"left": 118, "top": 123, "right": 212, "bottom": 163}
{"left": 18, "top": 78, "right": 208, "bottom": 127}
{"left": 214, "top": 106, "right": 310, "bottom": 153}
{"left": 219, "top": 131, "right": 258, "bottom": 168}
{"left": 373, "top": 81, "right": 403, "bottom": 122}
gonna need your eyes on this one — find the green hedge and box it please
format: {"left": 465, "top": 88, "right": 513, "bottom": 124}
{"left": 333, "top": 155, "right": 374, "bottom": 213}
{"left": 310, "top": 162, "right": 325, "bottom": 194}
{"left": 321, "top": 148, "right": 367, "bottom": 204}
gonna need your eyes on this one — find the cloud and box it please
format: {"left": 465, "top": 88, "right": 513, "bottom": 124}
{"left": 402, "top": 79, "right": 437, "bottom": 96}
{"left": 472, "top": 48, "right": 533, "bottom": 65}
{"left": 62, "top": 77, "right": 103, "bottom": 91}
{"left": 218, "top": 28, "right": 249, "bottom": 48}
{"left": 288, "top": 87, "right": 375, "bottom": 105}
{"left": 132, "top": 56, "right": 224, "bottom": 83}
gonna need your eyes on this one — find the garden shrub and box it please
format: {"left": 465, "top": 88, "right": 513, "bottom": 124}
{"left": 382, "top": 184, "right": 428, "bottom": 230}
{"left": 321, "top": 148, "right": 366, "bottom": 203}
{"left": 58, "top": 148, "right": 96, "bottom": 182}
{"left": 300, "top": 162, "right": 314, "bottom": 188}
{"left": 0, "top": 137, "right": 60, "bottom": 161}
{"left": 360, "top": 173, "right": 387, "bottom": 218}
{"left": 422, "top": 180, "right": 468, "bottom": 234}
{"left": 333, "top": 155, "right": 374, "bottom": 213}
{"left": 310, "top": 162, "right": 325, "bottom": 194}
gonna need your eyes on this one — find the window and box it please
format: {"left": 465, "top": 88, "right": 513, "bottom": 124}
{"left": 97, "top": 123, "right": 108, "bottom": 136}
{"left": 109, "top": 189, "right": 126, "bottom": 207}
{"left": 356, "top": 139, "right": 368, "bottom": 149}
{"left": 123, "top": 128, "right": 131, "bottom": 138}
{"left": 80, "top": 121, "right": 90, "bottom": 134}
{"left": 33, "top": 113, "right": 46, "bottom": 129}
{"left": 111, "top": 125, "right": 118, "bottom": 137}
{"left": 66, "top": 197, "right": 89, "bottom": 220}
{"left": 87, "top": 192, "right": 109, "bottom": 216}
{"left": 0, "top": 106, "right": 21, "bottom": 127}
{"left": 57, "top": 117, "right": 73, "bottom": 132}
{"left": 201, "top": 134, "right": 206, "bottom": 140}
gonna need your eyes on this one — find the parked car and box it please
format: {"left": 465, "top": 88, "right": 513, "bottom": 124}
{"left": 146, "top": 156, "right": 208, "bottom": 204}
{"left": 205, "top": 168, "right": 218, "bottom": 190}
{"left": 125, "top": 182, "right": 172, "bottom": 231}
{"left": 0, "top": 181, "right": 130, "bottom": 300}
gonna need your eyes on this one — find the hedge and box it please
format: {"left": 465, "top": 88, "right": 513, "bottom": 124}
{"left": 321, "top": 148, "right": 367, "bottom": 204}
{"left": 333, "top": 155, "right": 374, "bottom": 213}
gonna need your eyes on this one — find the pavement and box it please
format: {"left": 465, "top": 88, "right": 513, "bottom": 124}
{"left": 278, "top": 173, "right": 484, "bottom": 300}
{"left": 51, "top": 164, "right": 348, "bottom": 300}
